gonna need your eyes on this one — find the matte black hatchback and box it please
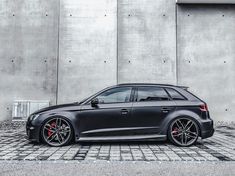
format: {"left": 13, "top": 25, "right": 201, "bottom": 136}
{"left": 26, "top": 83, "right": 214, "bottom": 147}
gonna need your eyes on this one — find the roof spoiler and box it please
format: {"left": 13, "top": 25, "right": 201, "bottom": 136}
{"left": 176, "top": 86, "right": 189, "bottom": 90}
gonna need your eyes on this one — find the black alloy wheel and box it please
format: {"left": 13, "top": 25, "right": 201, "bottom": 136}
{"left": 42, "top": 117, "right": 73, "bottom": 147}
{"left": 168, "top": 117, "right": 199, "bottom": 147}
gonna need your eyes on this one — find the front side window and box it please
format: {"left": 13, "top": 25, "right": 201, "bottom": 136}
{"left": 136, "top": 87, "right": 170, "bottom": 102}
{"left": 95, "top": 87, "right": 132, "bottom": 104}
{"left": 165, "top": 88, "right": 186, "bottom": 100}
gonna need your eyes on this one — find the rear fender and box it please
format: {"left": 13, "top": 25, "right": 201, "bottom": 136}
{"left": 159, "top": 110, "right": 202, "bottom": 136}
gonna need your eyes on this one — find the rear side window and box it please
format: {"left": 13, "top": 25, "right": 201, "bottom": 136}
{"left": 165, "top": 88, "right": 186, "bottom": 100}
{"left": 136, "top": 87, "right": 170, "bottom": 102}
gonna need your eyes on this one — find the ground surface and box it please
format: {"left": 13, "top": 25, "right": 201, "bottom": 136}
{"left": 0, "top": 126, "right": 234, "bottom": 161}
{"left": 0, "top": 160, "right": 235, "bottom": 176}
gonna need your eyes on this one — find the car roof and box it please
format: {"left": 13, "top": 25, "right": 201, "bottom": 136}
{"left": 116, "top": 83, "right": 188, "bottom": 89}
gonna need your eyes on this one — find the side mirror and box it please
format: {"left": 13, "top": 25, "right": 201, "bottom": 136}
{"left": 91, "top": 98, "right": 99, "bottom": 107}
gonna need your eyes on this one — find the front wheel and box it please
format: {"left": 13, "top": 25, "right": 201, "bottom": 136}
{"left": 41, "top": 117, "right": 73, "bottom": 147}
{"left": 168, "top": 117, "right": 199, "bottom": 147}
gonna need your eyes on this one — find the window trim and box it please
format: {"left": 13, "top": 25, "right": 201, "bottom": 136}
{"left": 176, "top": 0, "right": 235, "bottom": 4}
{"left": 164, "top": 88, "right": 188, "bottom": 101}
{"left": 86, "top": 86, "right": 133, "bottom": 105}
{"left": 134, "top": 86, "right": 171, "bottom": 102}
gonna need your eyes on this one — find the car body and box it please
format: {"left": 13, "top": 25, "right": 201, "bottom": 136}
{"left": 26, "top": 83, "right": 214, "bottom": 147}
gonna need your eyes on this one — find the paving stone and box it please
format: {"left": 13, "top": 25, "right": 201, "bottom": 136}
{"left": 0, "top": 126, "right": 235, "bottom": 161}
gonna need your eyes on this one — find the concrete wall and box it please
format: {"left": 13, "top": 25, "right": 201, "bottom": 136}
{"left": 177, "top": 4, "right": 235, "bottom": 122}
{"left": 0, "top": 0, "right": 234, "bottom": 122}
{"left": 58, "top": 0, "right": 117, "bottom": 103}
{"left": 118, "top": 0, "right": 177, "bottom": 84}
{"left": 0, "top": 0, "right": 59, "bottom": 121}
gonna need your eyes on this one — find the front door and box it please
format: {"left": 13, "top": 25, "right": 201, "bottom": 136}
{"left": 78, "top": 86, "right": 133, "bottom": 138}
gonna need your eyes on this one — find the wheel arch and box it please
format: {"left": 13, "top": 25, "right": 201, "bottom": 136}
{"left": 38, "top": 112, "right": 77, "bottom": 143}
{"left": 160, "top": 110, "right": 202, "bottom": 137}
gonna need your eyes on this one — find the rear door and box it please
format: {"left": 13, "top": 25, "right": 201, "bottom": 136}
{"left": 130, "top": 86, "right": 176, "bottom": 135}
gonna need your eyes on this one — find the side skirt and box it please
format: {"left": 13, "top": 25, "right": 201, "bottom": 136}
{"left": 77, "top": 134, "right": 167, "bottom": 142}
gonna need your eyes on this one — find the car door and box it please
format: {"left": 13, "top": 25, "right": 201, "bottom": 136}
{"left": 130, "top": 86, "right": 176, "bottom": 135}
{"left": 78, "top": 86, "right": 133, "bottom": 138}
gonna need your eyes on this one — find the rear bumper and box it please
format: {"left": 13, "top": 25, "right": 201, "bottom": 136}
{"left": 200, "top": 118, "right": 214, "bottom": 139}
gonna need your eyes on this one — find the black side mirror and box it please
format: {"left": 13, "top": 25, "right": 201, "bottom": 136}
{"left": 91, "top": 98, "right": 99, "bottom": 107}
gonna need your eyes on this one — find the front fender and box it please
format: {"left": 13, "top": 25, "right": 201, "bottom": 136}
{"left": 32, "top": 111, "right": 79, "bottom": 141}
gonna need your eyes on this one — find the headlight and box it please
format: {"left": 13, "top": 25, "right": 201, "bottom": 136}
{"left": 28, "top": 114, "right": 40, "bottom": 121}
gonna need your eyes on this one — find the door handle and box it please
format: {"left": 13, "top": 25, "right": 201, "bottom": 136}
{"left": 161, "top": 107, "right": 171, "bottom": 113}
{"left": 121, "top": 109, "right": 129, "bottom": 115}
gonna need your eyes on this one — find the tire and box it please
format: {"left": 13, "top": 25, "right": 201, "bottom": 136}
{"left": 41, "top": 116, "right": 73, "bottom": 147}
{"left": 168, "top": 117, "right": 199, "bottom": 147}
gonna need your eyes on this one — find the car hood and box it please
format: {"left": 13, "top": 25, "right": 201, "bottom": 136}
{"left": 32, "top": 102, "right": 80, "bottom": 115}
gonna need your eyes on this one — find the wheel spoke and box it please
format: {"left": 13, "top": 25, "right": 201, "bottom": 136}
{"left": 186, "top": 131, "right": 197, "bottom": 136}
{"left": 44, "top": 126, "right": 56, "bottom": 132}
{"left": 45, "top": 124, "right": 56, "bottom": 130}
{"left": 58, "top": 132, "right": 65, "bottom": 142}
{"left": 47, "top": 131, "right": 56, "bottom": 139}
{"left": 184, "top": 121, "right": 192, "bottom": 129}
{"left": 184, "top": 133, "right": 188, "bottom": 144}
{"left": 175, "top": 120, "right": 183, "bottom": 129}
{"left": 172, "top": 132, "right": 182, "bottom": 137}
{"left": 63, "top": 129, "right": 71, "bottom": 133}
{"left": 48, "top": 133, "right": 56, "bottom": 142}
{"left": 56, "top": 118, "right": 61, "bottom": 128}
{"left": 178, "top": 120, "right": 185, "bottom": 129}
{"left": 63, "top": 127, "right": 71, "bottom": 133}
{"left": 186, "top": 122, "right": 194, "bottom": 131}
{"left": 186, "top": 133, "right": 197, "bottom": 139}
{"left": 57, "top": 134, "right": 62, "bottom": 144}
{"left": 181, "top": 133, "right": 184, "bottom": 144}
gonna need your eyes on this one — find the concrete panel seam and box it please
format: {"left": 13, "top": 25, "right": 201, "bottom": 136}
{"left": 56, "top": 0, "right": 61, "bottom": 105}
{"left": 116, "top": 0, "right": 119, "bottom": 84}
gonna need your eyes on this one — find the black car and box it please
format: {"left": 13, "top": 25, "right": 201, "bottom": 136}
{"left": 26, "top": 83, "right": 214, "bottom": 147}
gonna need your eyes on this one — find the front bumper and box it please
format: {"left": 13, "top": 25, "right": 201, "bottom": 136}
{"left": 26, "top": 120, "right": 40, "bottom": 142}
{"left": 200, "top": 118, "right": 214, "bottom": 139}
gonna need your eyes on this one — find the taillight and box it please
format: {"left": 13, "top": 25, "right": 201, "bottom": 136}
{"left": 200, "top": 104, "right": 208, "bottom": 112}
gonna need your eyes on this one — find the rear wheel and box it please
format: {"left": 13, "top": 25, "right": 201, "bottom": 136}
{"left": 41, "top": 117, "right": 73, "bottom": 147}
{"left": 168, "top": 117, "right": 199, "bottom": 147}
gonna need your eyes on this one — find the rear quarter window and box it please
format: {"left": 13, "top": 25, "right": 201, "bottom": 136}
{"left": 165, "top": 88, "right": 186, "bottom": 100}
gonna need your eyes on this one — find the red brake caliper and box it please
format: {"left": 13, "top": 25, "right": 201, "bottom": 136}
{"left": 48, "top": 122, "right": 56, "bottom": 137}
{"left": 172, "top": 127, "right": 179, "bottom": 135}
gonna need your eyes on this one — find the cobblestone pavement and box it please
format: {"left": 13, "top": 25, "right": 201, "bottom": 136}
{"left": 0, "top": 126, "right": 235, "bottom": 161}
